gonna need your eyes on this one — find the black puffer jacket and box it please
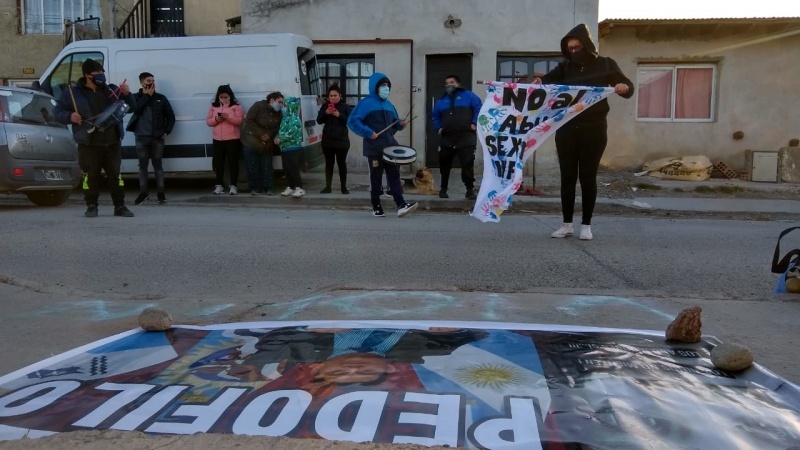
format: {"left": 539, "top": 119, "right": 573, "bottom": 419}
{"left": 541, "top": 23, "right": 634, "bottom": 127}
{"left": 126, "top": 90, "right": 175, "bottom": 137}
{"left": 316, "top": 101, "right": 351, "bottom": 149}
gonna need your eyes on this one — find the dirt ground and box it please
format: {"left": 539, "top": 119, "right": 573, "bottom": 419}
{"left": 0, "top": 431, "right": 464, "bottom": 450}
{"left": 591, "top": 170, "right": 799, "bottom": 200}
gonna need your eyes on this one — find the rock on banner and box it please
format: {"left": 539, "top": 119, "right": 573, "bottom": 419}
{"left": 471, "top": 81, "right": 615, "bottom": 222}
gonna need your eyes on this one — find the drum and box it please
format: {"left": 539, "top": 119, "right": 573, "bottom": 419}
{"left": 382, "top": 145, "right": 417, "bottom": 165}
{"left": 88, "top": 101, "right": 130, "bottom": 133}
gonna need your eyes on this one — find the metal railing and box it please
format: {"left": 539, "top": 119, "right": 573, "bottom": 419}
{"left": 116, "top": 0, "right": 149, "bottom": 39}
{"left": 117, "top": 0, "right": 185, "bottom": 39}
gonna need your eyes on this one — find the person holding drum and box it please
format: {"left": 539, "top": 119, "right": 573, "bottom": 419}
{"left": 431, "top": 75, "right": 482, "bottom": 200}
{"left": 53, "top": 58, "right": 137, "bottom": 218}
{"left": 206, "top": 85, "right": 244, "bottom": 195}
{"left": 316, "top": 84, "right": 352, "bottom": 195}
{"left": 127, "top": 71, "right": 175, "bottom": 205}
{"left": 347, "top": 72, "right": 418, "bottom": 218}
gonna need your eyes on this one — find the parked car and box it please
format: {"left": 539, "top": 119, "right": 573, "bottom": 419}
{"left": 0, "top": 86, "right": 80, "bottom": 206}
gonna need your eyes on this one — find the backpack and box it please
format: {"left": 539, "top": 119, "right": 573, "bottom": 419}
{"left": 772, "top": 226, "right": 800, "bottom": 293}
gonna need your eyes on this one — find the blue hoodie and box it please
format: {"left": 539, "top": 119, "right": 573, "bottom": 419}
{"left": 347, "top": 72, "right": 404, "bottom": 157}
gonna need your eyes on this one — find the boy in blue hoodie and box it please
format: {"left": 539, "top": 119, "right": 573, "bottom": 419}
{"left": 347, "top": 73, "right": 418, "bottom": 218}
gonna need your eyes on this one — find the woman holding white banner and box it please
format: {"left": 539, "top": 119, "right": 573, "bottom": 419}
{"left": 533, "top": 24, "right": 634, "bottom": 241}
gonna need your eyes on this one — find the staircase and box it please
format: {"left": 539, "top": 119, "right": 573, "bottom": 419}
{"left": 117, "top": 0, "right": 185, "bottom": 39}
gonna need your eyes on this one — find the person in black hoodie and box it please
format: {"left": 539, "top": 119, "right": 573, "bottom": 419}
{"left": 533, "top": 24, "right": 634, "bottom": 241}
{"left": 316, "top": 84, "right": 352, "bottom": 194}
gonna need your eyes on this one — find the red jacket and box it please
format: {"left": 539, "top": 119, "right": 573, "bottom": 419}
{"left": 206, "top": 103, "right": 244, "bottom": 141}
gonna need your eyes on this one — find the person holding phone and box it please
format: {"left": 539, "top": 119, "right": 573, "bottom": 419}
{"left": 127, "top": 72, "right": 176, "bottom": 205}
{"left": 316, "top": 84, "right": 352, "bottom": 194}
{"left": 206, "top": 85, "right": 244, "bottom": 195}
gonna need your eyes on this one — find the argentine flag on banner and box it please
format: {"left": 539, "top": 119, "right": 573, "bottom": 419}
{"left": 413, "top": 330, "right": 550, "bottom": 449}
{"left": 471, "top": 81, "right": 614, "bottom": 222}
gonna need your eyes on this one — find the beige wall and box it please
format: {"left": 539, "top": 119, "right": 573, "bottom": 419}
{"left": 601, "top": 26, "right": 800, "bottom": 171}
{"left": 1, "top": 0, "right": 239, "bottom": 84}
{"left": 184, "top": 0, "right": 240, "bottom": 36}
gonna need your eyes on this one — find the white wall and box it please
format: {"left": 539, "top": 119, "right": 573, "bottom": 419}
{"left": 243, "top": 0, "right": 598, "bottom": 174}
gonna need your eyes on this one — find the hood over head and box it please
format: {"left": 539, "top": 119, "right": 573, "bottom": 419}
{"left": 283, "top": 97, "right": 300, "bottom": 115}
{"left": 368, "top": 72, "right": 391, "bottom": 97}
{"left": 560, "top": 23, "right": 599, "bottom": 58}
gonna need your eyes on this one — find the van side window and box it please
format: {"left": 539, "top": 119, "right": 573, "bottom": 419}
{"left": 297, "top": 47, "right": 320, "bottom": 96}
{"left": 47, "top": 52, "right": 104, "bottom": 99}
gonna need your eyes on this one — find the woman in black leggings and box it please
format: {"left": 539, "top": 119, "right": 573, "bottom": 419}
{"left": 533, "top": 24, "right": 634, "bottom": 240}
{"left": 316, "top": 84, "right": 352, "bottom": 194}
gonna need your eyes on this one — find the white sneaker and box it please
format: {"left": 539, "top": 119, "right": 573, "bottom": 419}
{"left": 397, "top": 202, "right": 418, "bottom": 218}
{"left": 291, "top": 188, "right": 306, "bottom": 198}
{"left": 580, "top": 225, "right": 593, "bottom": 240}
{"left": 281, "top": 187, "right": 294, "bottom": 196}
{"left": 229, "top": 185, "right": 238, "bottom": 195}
{"left": 213, "top": 185, "right": 224, "bottom": 195}
{"left": 551, "top": 223, "right": 574, "bottom": 238}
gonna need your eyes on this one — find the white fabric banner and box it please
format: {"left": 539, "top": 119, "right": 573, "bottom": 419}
{"left": 471, "top": 81, "right": 615, "bottom": 222}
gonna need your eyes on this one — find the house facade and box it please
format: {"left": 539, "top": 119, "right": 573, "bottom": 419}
{"left": 599, "top": 18, "right": 800, "bottom": 172}
{"left": 242, "top": 0, "right": 599, "bottom": 173}
{"left": 1, "top": 0, "right": 238, "bottom": 87}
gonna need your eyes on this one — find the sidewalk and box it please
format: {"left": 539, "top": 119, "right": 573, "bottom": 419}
{"left": 150, "top": 168, "right": 799, "bottom": 216}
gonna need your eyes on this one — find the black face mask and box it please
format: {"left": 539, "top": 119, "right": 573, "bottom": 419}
{"left": 571, "top": 48, "right": 594, "bottom": 66}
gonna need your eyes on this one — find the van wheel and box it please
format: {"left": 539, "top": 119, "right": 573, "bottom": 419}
{"left": 26, "top": 190, "right": 72, "bottom": 207}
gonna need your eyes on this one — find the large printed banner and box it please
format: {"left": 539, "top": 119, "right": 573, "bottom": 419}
{"left": 1, "top": 321, "right": 800, "bottom": 449}
{"left": 471, "top": 82, "right": 615, "bottom": 222}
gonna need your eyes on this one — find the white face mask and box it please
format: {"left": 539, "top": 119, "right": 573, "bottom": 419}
{"left": 220, "top": 98, "right": 230, "bottom": 106}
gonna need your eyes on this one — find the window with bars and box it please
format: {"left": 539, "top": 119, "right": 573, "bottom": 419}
{"left": 496, "top": 54, "right": 563, "bottom": 82}
{"left": 22, "top": 0, "right": 102, "bottom": 35}
{"left": 315, "top": 56, "right": 375, "bottom": 106}
{"left": 636, "top": 65, "right": 716, "bottom": 122}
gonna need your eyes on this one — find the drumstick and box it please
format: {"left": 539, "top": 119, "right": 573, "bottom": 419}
{"left": 375, "top": 112, "right": 414, "bottom": 136}
{"left": 110, "top": 79, "right": 126, "bottom": 100}
{"left": 375, "top": 119, "right": 400, "bottom": 136}
{"left": 67, "top": 84, "right": 80, "bottom": 120}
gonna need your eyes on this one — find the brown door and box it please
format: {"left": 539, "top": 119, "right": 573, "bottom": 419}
{"left": 425, "top": 54, "right": 472, "bottom": 168}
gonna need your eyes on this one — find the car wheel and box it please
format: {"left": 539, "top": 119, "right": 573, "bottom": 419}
{"left": 26, "top": 190, "right": 72, "bottom": 207}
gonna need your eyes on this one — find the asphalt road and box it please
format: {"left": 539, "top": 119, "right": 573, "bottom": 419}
{"left": 1, "top": 201, "right": 799, "bottom": 381}
{"left": 0, "top": 201, "right": 793, "bottom": 301}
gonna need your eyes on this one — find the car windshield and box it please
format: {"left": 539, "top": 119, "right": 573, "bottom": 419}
{"left": 2, "top": 90, "right": 65, "bottom": 128}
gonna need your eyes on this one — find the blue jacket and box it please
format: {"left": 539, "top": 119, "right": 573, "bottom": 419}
{"left": 431, "top": 87, "right": 482, "bottom": 148}
{"left": 347, "top": 72, "right": 404, "bottom": 157}
{"left": 53, "top": 78, "right": 136, "bottom": 145}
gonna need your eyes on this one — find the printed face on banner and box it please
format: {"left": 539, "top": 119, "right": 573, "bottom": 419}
{"left": 471, "top": 82, "right": 614, "bottom": 222}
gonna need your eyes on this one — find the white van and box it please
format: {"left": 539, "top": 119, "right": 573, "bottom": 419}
{"left": 36, "top": 33, "right": 323, "bottom": 173}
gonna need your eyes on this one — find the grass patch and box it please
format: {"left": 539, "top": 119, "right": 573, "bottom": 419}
{"left": 692, "top": 185, "right": 747, "bottom": 194}
{"left": 634, "top": 182, "right": 662, "bottom": 191}
{"left": 716, "top": 185, "right": 746, "bottom": 194}
{"left": 673, "top": 187, "right": 685, "bottom": 193}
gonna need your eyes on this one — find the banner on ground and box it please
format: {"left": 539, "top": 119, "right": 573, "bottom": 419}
{"left": 1, "top": 321, "right": 799, "bottom": 449}
{"left": 471, "top": 82, "right": 615, "bottom": 222}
